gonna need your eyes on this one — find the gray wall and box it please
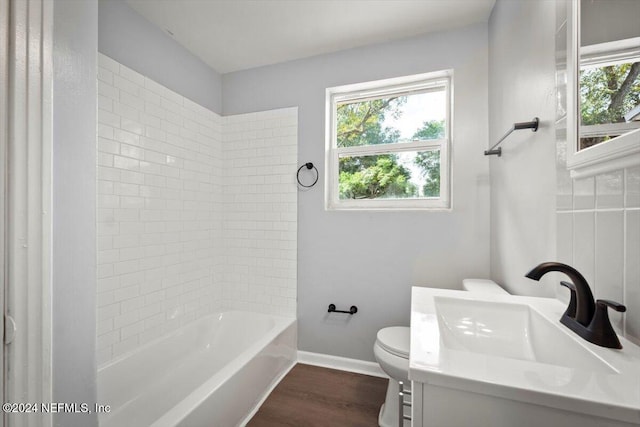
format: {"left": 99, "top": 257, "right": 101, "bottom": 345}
{"left": 223, "top": 24, "right": 491, "bottom": 361}
{"left": 52, "top": 0, "right": 98, "bottom": 426}
{"left": 488, "top": 0, "right": 557, "bottom": 296}
{"left": 98, "top": 0, "right": 222, "bottom": 114}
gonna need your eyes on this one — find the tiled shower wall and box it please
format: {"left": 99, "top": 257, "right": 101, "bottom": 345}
{"left": 222, "top": 109, "right": 298, "bottom": 316}
{"left": 555, "top": 3, "right": 640, "bottom": 345}
{"left": 96, "top": 54, "right": 223, "bottom": 364}
{"left": 96, "top": 54, "right": 297, "bottom": 365}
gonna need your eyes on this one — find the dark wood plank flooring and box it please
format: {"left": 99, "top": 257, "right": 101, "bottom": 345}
{"left": 247, "top": 363, "right": 388, "bottom": 427}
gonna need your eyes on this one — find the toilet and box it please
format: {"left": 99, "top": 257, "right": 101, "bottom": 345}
{"left": 374, "top": 326, "right": 410, "bottom": 427}
{"left": 461, "top": 278, "right": 509, "bottom": 295}
{"left": 374, "top": 279, "right": 507, "bottom": 427}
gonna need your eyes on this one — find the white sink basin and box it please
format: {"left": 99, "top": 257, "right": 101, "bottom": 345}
{"left": 410, "top": 287, "right": 640, "bottom": 425}
{"left": 434, "top": 296, "right": 615, "bottom": 374}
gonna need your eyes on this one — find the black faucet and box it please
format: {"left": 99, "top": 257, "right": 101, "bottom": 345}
{"left": 526, "top": 262, "right": 595, "bottom": 325}
{"left": 525, "top": 262, "right": 626, "bottom": 349}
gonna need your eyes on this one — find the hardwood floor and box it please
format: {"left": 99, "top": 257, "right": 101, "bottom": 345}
{"left": 247, "top": 363, "right": 388, "bottom": 427}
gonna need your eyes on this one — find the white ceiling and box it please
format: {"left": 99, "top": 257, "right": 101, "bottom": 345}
{"left": 126, "top": 0, "right": 496, "bottom": 74}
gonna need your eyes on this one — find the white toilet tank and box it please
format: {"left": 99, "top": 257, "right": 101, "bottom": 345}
{"left": 462, "top": 278, "right": 509, "bottom": 295}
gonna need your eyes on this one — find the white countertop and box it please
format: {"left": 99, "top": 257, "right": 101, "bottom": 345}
{"left": 409, "top": 286, "right": 640, "bottom": 424}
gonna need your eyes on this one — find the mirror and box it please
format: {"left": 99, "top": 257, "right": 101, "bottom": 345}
{"left": 578, "top": 0, "right": 640, "bottom": 151}
{"left": 566, "top": 0, "right": 640, "bottom": 177}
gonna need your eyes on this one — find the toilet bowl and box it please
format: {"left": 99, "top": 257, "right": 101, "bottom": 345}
{"left": 374, "top": 279, "right": 507, "bottom": 426}
{"left": 373, "top": 326, "right": 410, "bottom": 427}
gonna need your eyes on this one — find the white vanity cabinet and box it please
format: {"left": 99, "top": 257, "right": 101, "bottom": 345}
{"left": 409, "top": 380, "right": 638, "bottom": 427}
{"left": 408, "top": 287, "right": 640, "bottom": 427}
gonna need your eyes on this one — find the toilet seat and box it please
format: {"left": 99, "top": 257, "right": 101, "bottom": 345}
{"left": 375, "top": 326, "right": 409, "bottom": 359}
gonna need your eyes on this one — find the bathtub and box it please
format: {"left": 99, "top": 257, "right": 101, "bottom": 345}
{"left": 98, "top": 311, "right": 297, "bottom": 427}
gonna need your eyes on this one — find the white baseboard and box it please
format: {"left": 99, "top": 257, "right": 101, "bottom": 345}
{"left": 297, "top": 350, "right": 388, "bottom": 378}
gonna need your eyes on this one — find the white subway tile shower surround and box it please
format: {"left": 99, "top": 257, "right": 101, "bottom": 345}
{"left": 96, "top": 54, "right": 297, "bottom": 366}
{"left": 222, "top": 110, "right": 298, "bottom": 316}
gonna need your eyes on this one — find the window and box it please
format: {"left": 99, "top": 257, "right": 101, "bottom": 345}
{"left": 325, "top": 71, "right": 452, "bottom": 210}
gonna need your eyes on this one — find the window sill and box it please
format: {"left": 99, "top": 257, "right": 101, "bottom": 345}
{"left": 326, "top": 199, "right": 451, "bottom": 211}
{"left": 567, "top": 128, "right": 640, "bottom": 179}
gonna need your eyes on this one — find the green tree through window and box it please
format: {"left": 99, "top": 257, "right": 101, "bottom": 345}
{"left": 336, "top": 100, "right": 445, "bottom": 200}
{"left": 413, "top": 120, "right": 444, "bottom": 197}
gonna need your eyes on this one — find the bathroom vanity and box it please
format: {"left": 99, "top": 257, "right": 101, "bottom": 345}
{"left": 408, "top": 287, "right": 640, "bottom": 427}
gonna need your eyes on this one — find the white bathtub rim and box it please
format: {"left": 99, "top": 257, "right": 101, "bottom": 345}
{"left": 149, "top": 316, "right": 296, "bottom": 427}
{"left": 237, "top": 359, "right": 297, "bottom": 427}
{"left": 98, "top": 310, "right": 295, "bottom": 372}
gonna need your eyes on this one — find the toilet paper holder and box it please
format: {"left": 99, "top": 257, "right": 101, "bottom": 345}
{"left": 328, "top": 304, "right": 358, "bottom": 315}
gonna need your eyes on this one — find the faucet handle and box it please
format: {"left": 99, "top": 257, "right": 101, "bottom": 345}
{"left": 587, "top": 299, "right": 626, "bottom": 349}
{"left": 559, "top": 281, "right": 577, "bottom": 319}
{"left": 596, "top": 299, "right": 626, "bottom": 312}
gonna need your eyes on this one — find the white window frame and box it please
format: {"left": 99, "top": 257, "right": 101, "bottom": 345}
{"left": 325, "top": 70, "right": 452, "bottom": 210}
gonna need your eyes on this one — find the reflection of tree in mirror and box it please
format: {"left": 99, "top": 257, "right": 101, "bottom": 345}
{"left": 336, "top": 98, "right": 445, "bottom": 200}
{"left": 580, "top": 61, "right": 640, "bottom": 148}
